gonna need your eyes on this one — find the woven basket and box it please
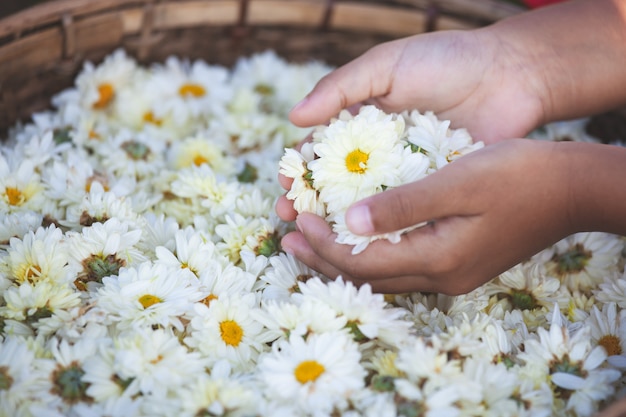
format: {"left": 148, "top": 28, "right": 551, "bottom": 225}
{"left": 0, "top": 0, "right": 532, "bottom": 134}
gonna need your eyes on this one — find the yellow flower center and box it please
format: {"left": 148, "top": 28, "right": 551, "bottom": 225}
{"left": 16, "top": 263, "right": 42, "bottom": 284}
{"left": 179, "top": 83, "right": 206, "bottom": 98}
{"left": 201, "top": 294, "right": 218, "bottom": 307}
{"left": 193, "top": 155, "right": 209, "bottom": 166}
{"left": 294, "top": 360, "right": 325, "bottom": 384}
{"left": 220, "top": 320, "right": 243, "bottom": 346}
{"left": 93, "top": 83, "right": 115, "bottom": 109}
{"left": 143, "top": 111, "right": 162, "bottom": 126}
{"left": 345, "top": 149, "right": 369, "bottom": 174}
{"left": 599, "top": 334, "right": 622, "bottom": 356}
{"left": 138, "top": 294, "right": 162, "bottom": 309}
{"left": 5, "top": 187, "right": 24, "bottom": 206}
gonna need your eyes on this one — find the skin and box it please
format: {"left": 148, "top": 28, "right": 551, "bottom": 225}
{"left": 276, "top": 0, "right": 626, "bottom": 296}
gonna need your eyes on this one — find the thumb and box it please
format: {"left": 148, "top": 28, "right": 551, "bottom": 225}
{"left": 288, "top": 40, "right": 403, "bottom": 127}
{"left": 345, "top": 166, "right": 476, "bottom": 235}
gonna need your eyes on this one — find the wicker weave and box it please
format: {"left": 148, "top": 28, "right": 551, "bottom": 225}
{"left": 0, "top": 0, "right": 532, "bottom": 133}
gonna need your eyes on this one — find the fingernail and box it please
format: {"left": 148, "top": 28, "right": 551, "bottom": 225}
{"left": 282, "top": 243, "right": 294, "bottom": 255}
{"left": 290, "top": 95, "right": 310, "bottom": 113}
{"left": 346, "top": 204, "right": 374, "bottom": 234}
{"left": 295, "top": 217, "right": 304, "bottom": 233}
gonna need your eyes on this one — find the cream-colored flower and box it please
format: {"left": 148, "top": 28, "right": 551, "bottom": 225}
{"left": 309, "top": 105, "right": 406, "bottom": 214}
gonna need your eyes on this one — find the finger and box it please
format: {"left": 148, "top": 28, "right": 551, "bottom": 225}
{"left": 345, "top": 154, "right": 485, "bottom": 235}
{"left": 280, "top": 230, "right": 346, "bottom": 279}
{"left": 346, "top": 274, "right": 442, "bottom": 294}
{"left": 275, "top": 195, "right": 299, "bottom": 222}
{"left": 288, "top": 40, "right": 405, "bottom": 127}
{"left": 294, "top": 212, "right": 448, "bottom": 280}
{"left": 278, "top": 173, "right": 293, "bottom": 190}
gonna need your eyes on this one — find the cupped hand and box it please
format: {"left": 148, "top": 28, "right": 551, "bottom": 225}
{"left": 280, "top": 139, "right": 579, "bottom": 295}
{"left": 289, "top": 29, "right": 548, "bottom": 145}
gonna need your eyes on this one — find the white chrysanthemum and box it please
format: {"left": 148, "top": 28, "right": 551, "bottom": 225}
{"left": 61, "top": 181, "right": 143, "bottom": 230}
{"left": 135, "top": 213, "right": 180, "bottom": 257}
{"left": 256, "top": 298, "right": 347, "bottom": 342}
{"left": 86, "top": 328, "right": 206, "bottom": 399}
{"left": 595, "top": 269, "right": 626, "bottom": 308}
{"left": 539, "top": 232, "right": 624, "bottom": 292}
{"left": 214, "top": 110, "right": 285, "bottom": 153}
{"left": 33, "top": 337, "right": 100, "bottom": 411}
{"left": 184, "top": 293, "right": 270, "bottom": 371}
{"left": 518, "top": 308, "right": 620, "bottom": 416}
{"left": 194, "top": 262, "right": 257, "bottom": 309}
{"left": 8, "top": 129, "right": 70, "bottom": 169}
{"left": 259, "top": 252, "right": 318, "bottom": 302}
{"left": 0, "top": 336, "right": 50, "bottom": 413}
{"left": 154, "top": 227, "right": 224, "bottom": 279}
{"left": 404, "top": 109, "right": 484, "bottom": 171}
{"left": 484, "top": 263, "right": 569, "bottom": 312}
{"left": 92, "top": 128, "right": 167, "bottom": 180}
{"left": 0, "top": 281, "right": 80, "bottom": 328}
{"left": 0, "top": 210, "right": 43, "bottom": 248}
{"left": 232, "top": 187, "right": 275, "bottom": 219}
{"left": 66, "top": 217, "right": 147, "bottom": 291}
{"left": 167, "top": 133, "right": 236, "bottom": 175}
{"left": 309, "top": 105, "right": 406, "bottom": 213}
{"left": 146, "top": 56, "right": 233, "bottom": 124}
{"left": 296, "top": 277, "right": 413, "bottom": 346}
{"left": 215, "top": 213, "right": 280, "bottom": 263}
{"left": 456, "top": 357, "right": 521, "bottom": 416}
{"left": 230, "top": 51, "right": 289, "bottom": 108}
{"left": 73, "top": 49, "right": 139, "bottom": 113}
{"left": 586, "top": 303, "right": 626, "bottom": 369}
{"left": 279, "top": 142, "right": 326, "bottom": 217}
{"left": 170, "top": 164, "right": 241, "bottom": 219}
{"left": 0, "top": 224, "right": 72, "bottom": 287}
{"left": 177, "top": 364, "right": 260, "bottom": 417}
{"left": 34, "top": 305, "right": 109, "bottom": 342}
{"left": 95, "top": 262, "right": 202, "bottom": 331}
{"left": 258, "top": 331, "right": 366, "bottom": 416}
{"left": 0, "top": 155, "right": 47, "bottom": 215}
{"left": 43, "top": 149, "right": 135, "bottom": 208}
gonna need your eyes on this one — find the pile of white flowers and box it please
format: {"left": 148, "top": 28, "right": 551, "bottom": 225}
{"left": 280, "top": 104, "right": 483, "bottom": 254}
{"left": 1, "top": 49, "right": 626, "bottom": 417}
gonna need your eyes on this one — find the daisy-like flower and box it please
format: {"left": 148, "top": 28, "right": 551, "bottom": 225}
{"left": 278, "top": 142, "right": 326, "bottom": 217}
{"left": 0, "top": 336, "right": 51, "bottom": 413}
{"left": 154, "top": 227, "right": 224, "bottom": 279}
{"left": 176, "top": 363, "right": 260, "bottom": 417}
{"left": 296, "top": 276, "right": 413, "bottom": 347}
{"left": 92, "top": 128, "right": 167, "bottom": 180}
{"left": 0, "top": 224, "right": 72, "bottom": 287}
{"left": 0, "top": 210, "right": 43, "bottom": 248}
{"left": 0, "top": 155, "right": 47, "bottom": 215}
{"left": 66, "top": 217, "right": 147, "bottom": 291}
{"left": 518, "top": 308, "right": 621, "bottom": 416}
{"left": 309, "top": 105, "right": 406, "bottom": 213}
{"left": 34, "top": 337, "right": 100, "bottom": 412}
{"left": 0, "top": 281, "right": 81, "bottom": 327}
{"left": 255, "top": 297, "right": 347, "bottom": 342}
{"left": 74, "top": 49, "right": 139, "bottom": 114}
{"left": 258, "top": 331, "right": 366, "bottom": 416}
{"left": 595, "top": 269, "right": 626, "bottom": 308}
{"left": 146, "top": 56, "right": 233, "bottom": 124}
{"left": 167, "top": 133, "right": 236, "bottom": 175}
{"left": 184, "top": 293, "right": 270, "bottom": 372}
{"left": 215, "top": 213, "right": 280, "bottom": 263}
{"left": 259, "top": 252, "right": 318, "bottom": 302}
{"left": 61, "top": 181, "right": 144, "bottom": 230}
{"left": 538, "top": 232, "right": 624, "bottom": 292}
{"left": 94, "top": 262, "right": 202, "bottom": 331}
{"left": 585, "top": 303, "right": 626, "bottom": 369}
{"left": 170, "top": 164, "right": 241, "bottom": 220}
{"left": 404, "top": 109, "right": 484, "bottom": 171}
{"left": 484, "top": 262, "right": 569, "bottom": 313}
{"left": 84, "top": 327, "right": 207, "bottom": 400}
